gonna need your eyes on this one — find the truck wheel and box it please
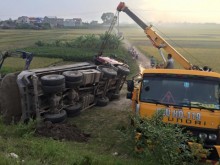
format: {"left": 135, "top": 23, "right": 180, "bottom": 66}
{"left": 96, "top": 97, "right": 109, "bottom": 106}
{"left": 65, "top": 80, "right": 82, "bottom": 88}
{"left": 41, "top": 74, "right": 65, "bottom": 86}
{"left": 44, "top": 110, "right": 67, "bottom": 123}
{"left": 64, "top": 103, "right": 82, "bottom": 117}
{"left": 99, "top": 67, "right": 117, "bottom": 79}
{"left": 107, "top": 93, "right": 120, "bottom": 101}
{"left": 62, "top": 71, "right": 83, "bottom": 82}
{"left": 117, "top": 65, "right": 130, "bottom": 76}
{"left": 111, "top": 93, "right": 120, "bottom": 100}
{"left": 42, "top": 84, "right": 65, "bottom": 94}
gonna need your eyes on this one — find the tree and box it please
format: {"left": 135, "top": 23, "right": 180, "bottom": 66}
{"left": 101, "top": 12, "right": 114, "bottom": 24}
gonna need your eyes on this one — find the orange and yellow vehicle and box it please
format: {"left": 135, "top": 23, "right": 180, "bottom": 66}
{"left": 117, "top": 2, "right": 220, "bottom": 162}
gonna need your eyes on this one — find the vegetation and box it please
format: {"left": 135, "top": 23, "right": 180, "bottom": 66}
{"left": 0, "top": 25, "right": 219, "bottom": 164}
{"left": 133, "top": 112, "right": 208, "bottom": 165}
{"left": 1, "top": 57, "right": 62, "bottom": 74}
{"left": 121, "top": 24, "right": 220, "bottom": 72}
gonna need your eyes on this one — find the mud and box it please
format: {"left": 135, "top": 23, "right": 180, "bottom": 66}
{"left": 35, "top": 121, "right": 91, "bottom": 142}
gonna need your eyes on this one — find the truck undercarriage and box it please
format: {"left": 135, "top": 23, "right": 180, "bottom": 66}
{"left": 0, "top": 62, "right": 130, "bottom": 124}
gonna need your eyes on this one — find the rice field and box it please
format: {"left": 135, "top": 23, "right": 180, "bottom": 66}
{"left": 0, "top": 28, "right": 107, "bottom": 50}
{"left": 1, "top": 24, "right": 220, "bottom": 72}
{"left": 120, "top": 24, "right": 220, "bottom": 72}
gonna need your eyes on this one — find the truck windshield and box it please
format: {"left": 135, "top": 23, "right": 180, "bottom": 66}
{"left": 140, "top": 74, "right": 220, "bottom": 110}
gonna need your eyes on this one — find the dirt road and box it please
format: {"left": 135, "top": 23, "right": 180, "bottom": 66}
{"left": 123, "top": 39, "right": 150, "bottom": 71}
{"left": 101, "top": 39, "right": 150, "bottom": 111}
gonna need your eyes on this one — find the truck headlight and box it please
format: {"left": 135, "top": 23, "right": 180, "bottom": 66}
{"left": 208, "top": 134, "right": 217, "bottom": 141}
{"left": 199, "top": 133, "right": 207, "bottom": 140}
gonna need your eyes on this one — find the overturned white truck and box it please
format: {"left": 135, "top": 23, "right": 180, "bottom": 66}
{"left": 0, "top": 61, "right": 130, "bottom": 124}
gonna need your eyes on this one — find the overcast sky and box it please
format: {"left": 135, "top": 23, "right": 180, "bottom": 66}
{"left": 1, "top": 0, "right": 220, "bottom": 23}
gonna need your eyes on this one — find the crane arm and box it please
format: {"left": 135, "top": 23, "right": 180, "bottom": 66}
{"left": 117, "top": 2, "right": 193, "bottom": 70}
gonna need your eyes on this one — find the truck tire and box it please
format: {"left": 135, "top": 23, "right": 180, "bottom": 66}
{"left": 41, "top": 74, "right": 65, "bottom": 86}
{"left": 117, "top": 65, "right": 130, "bottom": 76}
{"left": 96, "top": 97, "right": 109, "bottom": 106}
{"left": 64, "top": 103, "right": 82, "bottom": 117}
{"left": 107, "top": 92, "right": 120, "bottom": 101}
{"left": 98, "top": 67, "right": 117, "bottom": 79}
{"left": 62, "top": 71, "right": 83, "bottom": 82}
{"left": 44, "top": 110, "right": 67, "bottom": 123}
{"left": 111, "top": 93, "right": 120, "bottom": 100}
{"left": 42, "top": 84, "right": 65, "bottom": 94}
{"left": 65, "top": 80, "right": 82, "bottom": 88}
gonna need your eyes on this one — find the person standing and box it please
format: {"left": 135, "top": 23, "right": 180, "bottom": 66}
{"left": 165, "top": 54, "right": 174, "bottom": 69}
{"left": 150, "top": 56, "right": 156, "bottom": 68}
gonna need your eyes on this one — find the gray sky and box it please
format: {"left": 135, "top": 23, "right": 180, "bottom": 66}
{"left": 1, "top": 0, "right": 220, "bottom": 23}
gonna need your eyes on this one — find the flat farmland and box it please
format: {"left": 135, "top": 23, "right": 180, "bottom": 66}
{"left": 0, "top": 28, "right": 106, "bottom": 50}
{"left": 120, "top": 24, "right": 220, "bottom": 72}
{"left": 1, "top": 26, "right": 220, "bottom": 164}
{"left": 0, "top": 28, "right": 108, "bottom": 73}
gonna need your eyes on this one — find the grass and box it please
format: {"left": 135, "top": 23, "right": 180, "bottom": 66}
{"left": 0, "top": 102, "right": 155, "bottom": 165}
{"left": 1, "top": 57, "right": 63, "bottom": 74}
{"left": 0, "top": 28, "right": 107, "bottom": 50}
{"left": 0, "top": 25, "right": 219, "bottom": 164}
{"left": 120, "top": 24, "right": 220, "bottom": 72}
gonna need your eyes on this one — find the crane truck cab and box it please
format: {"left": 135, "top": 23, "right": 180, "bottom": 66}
{"left": 117, "top": 2, "right": 220, "bottom": 162}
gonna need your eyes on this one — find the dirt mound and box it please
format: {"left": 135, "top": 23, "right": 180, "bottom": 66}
{"left": 35, "top": 122, "right": 90, "bottom": 142}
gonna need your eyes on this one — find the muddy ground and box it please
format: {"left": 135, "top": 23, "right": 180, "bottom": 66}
{"left": 35, "top": 121, "right": 91, "bottom": 142}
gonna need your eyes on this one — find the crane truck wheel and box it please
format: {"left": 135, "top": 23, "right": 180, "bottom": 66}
{"left": 62, "top": 71, "right": 83, "bottom": 82}
{"left": 96, "top": 97, "right": 109, "bottom": 106}
{"left": 98, "top": 66, "right": 117, "bottom": 79}
{"left": 42, "top": 84, "right": 65, "bottom": 94}
{"left": 43, "top": 110, "right": 67, "bottom": 123}
{"left": 117, "top": 65, "right": 130, "bottom": 76}
{"left": 64, "top": 102, "right": 82, "bottom": 117}
{"left": 41, "top": 74, "right": 65, "bottom": 86}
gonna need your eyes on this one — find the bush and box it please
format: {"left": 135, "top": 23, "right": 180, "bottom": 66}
{"left": 35, "top": 40, "right": 45, "bottom": 47}
{"left": 132, "top": 112, "right": 209, "bottom": 165}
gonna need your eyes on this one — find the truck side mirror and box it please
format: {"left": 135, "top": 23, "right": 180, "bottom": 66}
{"left": 127, "top": 80, "right": 134, "bottom": 92}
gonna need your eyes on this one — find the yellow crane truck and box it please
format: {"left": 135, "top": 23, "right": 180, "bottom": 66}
{"left": 117, "top": 2, "right": 220, "bottom": 162}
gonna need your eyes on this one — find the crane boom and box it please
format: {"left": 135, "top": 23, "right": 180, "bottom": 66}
{"left": 117, "top": 2, "right": 193, "bottom": 70}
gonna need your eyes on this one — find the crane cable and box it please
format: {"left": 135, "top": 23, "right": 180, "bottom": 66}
{"left": 97, "top": 11, "right": 118, "bottom": 56}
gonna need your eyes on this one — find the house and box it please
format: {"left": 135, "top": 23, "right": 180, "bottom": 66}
{"left": 73, "top": 18, "right": 82, "bottom": 26}
{"left": 90, "top": 21, "right": 98, "bottom": 25}
{"left": 29, "top": 17, "right": 43, "bottom": 24}
{"left": 64, "top": 18, "right": 83, "bottom": 27}
{"left": 17, "top": 16, "right": 30, "bottom": 24}
{"left": 43, "top": 16, "right": 64, "bottom": 28}
{"left": 64, "top": 19, "right": 75, "bottom": 27}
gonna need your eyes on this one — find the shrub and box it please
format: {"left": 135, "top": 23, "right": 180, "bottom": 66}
{"left": 35, "top": 40, "right": 45, "bottom": 47}
{"left": 132, "top": 112, "right": 209, "bottom": 165}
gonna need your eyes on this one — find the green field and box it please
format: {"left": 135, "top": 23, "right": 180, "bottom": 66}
{"left": 0, "top": 25, "right": 220, "bottom": 164}
{"left": 0, "top": 28, "right": 107, "bottom": 50}
{"left": 120, "top": 24, "right": 220, "bottom": 71}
